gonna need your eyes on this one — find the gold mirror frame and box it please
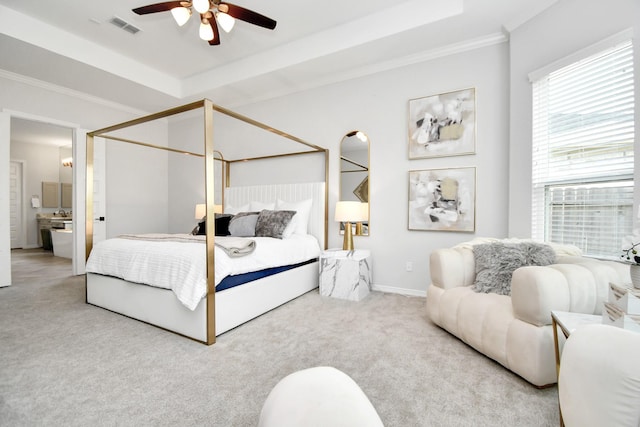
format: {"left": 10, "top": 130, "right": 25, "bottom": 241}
{"left": 339, "top": 130, "right": 370, "bottom": 236}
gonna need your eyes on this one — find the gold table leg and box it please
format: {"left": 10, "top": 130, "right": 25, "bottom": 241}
{"left": 552, "top": 316, "right": 565, "bottom": 427}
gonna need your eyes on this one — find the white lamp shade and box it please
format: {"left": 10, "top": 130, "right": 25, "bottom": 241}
{"left": 195, "top": 204, "right": 206, "bottom": 220}
{"left": 192, "top": 0, "right": 210, "bottom": 14}
{"left": 199, "top": 21, "right": 214, "bottom": 41}
{"left": 360, "top": 202, "right": 369, "bottom": 221}
{"left": 335, "top": 201, "right": 368, "bottom": 222}
{"left": 216, "top": 11, "right": 235, "bottom": 32}
{"left": 171, "top": 7, "right": 191, "bottom": 26}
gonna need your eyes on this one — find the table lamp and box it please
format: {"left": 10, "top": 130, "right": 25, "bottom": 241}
{"left": 355, "top": 202, "right": 369, "bottom": 236}
{"left": 195, "top": 204, "right": 206, "bottom": 220}
{"left": 195, "top": 203, "right": 223, "bottom": 220}
{"left": 335, "top": 201, "right": 368, "bottom": 250}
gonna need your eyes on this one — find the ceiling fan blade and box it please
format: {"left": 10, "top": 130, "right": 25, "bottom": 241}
{"left": 208, "top": 18, "right": 221, "bottom": 45}
{"left": 132, "top": 1, "right": 185, "bottom": 15}
{"left": 220, "top": 2, "right": 276, "bottom": 30}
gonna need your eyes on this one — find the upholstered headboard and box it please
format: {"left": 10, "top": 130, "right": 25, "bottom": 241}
{"left": 225, "top": 182, "right": 326, "bottom": 248}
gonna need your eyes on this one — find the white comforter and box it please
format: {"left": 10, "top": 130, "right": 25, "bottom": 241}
{"left": 85, "top": 234, "right": 321, "bottom": 311}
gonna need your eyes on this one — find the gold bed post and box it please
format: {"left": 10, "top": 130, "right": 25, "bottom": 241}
{"left": 324, "top": 148, "right": 329, "bottom": 250}
{"left": 204, "top": 99, "right": 217, "bottom": 345}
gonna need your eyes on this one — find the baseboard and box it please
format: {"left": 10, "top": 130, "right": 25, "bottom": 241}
{"left": 371, "top": 284, "right": 426, "bottom": 298}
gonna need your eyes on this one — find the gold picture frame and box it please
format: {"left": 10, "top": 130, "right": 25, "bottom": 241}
{"left": 408, "top": 167, "right": 476, "bottom": 232}
{"left": 408, "top": 87, "right": 476, "bottom": 159}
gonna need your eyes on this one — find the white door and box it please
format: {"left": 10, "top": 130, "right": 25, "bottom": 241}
{"left": 9, "top": 161, "right": 24, "bottom": 249}
{"left": 72, "top": 128, "right": 86, "bottom": 275}
{"left": 91, "top": 137, "right": 107, "bottom": 245}
{"left": 1, "top": 112, "right": 11, "bottom": 287}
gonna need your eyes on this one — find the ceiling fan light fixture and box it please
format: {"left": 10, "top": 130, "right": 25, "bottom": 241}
{"left": 170, "top": 7, "right": 191, "bottom": 26}
{"left": 199, "top": 20, "right": 214, "bottom": 41}
{"left": 132, "top": 1, "right": 276, "bottom": 46}
{"left": 192, "top": 0, "right": 210, "bottom": 14}
{"left": 215, "top": 11, "right": 235, "bottom": 33}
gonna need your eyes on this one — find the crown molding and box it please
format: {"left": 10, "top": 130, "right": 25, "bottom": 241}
{"left": 0, "top": 68, "right": 149, "bottom": 116}
{"left": 228, "top": 32, "right": 509, "bottom": 108}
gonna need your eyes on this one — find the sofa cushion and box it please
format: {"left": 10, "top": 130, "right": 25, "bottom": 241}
{"left": 473, "top": 242, "right": 555, "bottom": 295}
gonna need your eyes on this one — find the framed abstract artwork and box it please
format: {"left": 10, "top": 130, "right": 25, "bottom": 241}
{"left": 408, "top": 167, "right": 476, "bottom": 232}
{"left": 408, "top": 87, "right": 476, "bottom": 159}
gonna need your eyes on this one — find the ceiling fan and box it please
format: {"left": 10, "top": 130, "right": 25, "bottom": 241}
{"left": 132, "top": 0, "right": 277, "bottom": 46}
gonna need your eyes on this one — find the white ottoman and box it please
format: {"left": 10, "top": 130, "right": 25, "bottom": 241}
{"left": 559, "top": 324, "right": 640, "bottom": 426}
{"left": 259, "top": 367, "right": 384, "bottom": 427}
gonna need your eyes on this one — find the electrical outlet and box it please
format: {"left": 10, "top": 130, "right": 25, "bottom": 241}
{"left": 406, "top": 261, "right": 413, "bottom": 272}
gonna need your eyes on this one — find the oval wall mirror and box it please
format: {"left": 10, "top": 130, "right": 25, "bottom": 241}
{"left": 339, "top": 130, "right": 370, "bottom": 236}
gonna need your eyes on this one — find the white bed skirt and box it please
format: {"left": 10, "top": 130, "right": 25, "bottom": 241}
{"left": 86, "top": 261, "right": 319, "bottom": 343}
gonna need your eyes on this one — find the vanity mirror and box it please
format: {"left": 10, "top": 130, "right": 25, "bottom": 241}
{"left": 339, "top": 130, "right": 370, "bottom": 236}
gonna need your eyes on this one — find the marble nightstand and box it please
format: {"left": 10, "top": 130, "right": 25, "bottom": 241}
{"left": 319, "top": 249, "right": 372, "bottom": 301}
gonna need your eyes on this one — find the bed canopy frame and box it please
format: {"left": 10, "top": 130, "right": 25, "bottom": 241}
{"left": 85, "top": 98, "right": 329, "bottom": 344}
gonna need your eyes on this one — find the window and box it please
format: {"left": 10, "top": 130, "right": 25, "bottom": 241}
{"left": 531, "top": 38, "right": 634, "bottom": 259}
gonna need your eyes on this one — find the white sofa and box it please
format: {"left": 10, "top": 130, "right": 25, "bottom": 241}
{"left": 426, "top": 239, "right": 629, "bottom": 387}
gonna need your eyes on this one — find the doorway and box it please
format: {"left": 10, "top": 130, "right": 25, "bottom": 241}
{"left": 6, "top": 114, "right": 86, "bottom": 283}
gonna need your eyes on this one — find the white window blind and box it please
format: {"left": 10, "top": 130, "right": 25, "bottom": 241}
{"left": 531, "top": 40, "right": 634, "bottom": 259}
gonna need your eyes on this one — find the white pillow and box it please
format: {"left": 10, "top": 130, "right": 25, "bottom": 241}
{"left": 280, "top": 215, "right": 299, "bottom": 239}
{"left": 250, "top": 201, "right": 275, "bottom": 211}
{"left": 276, "top": 198, "right": 313, "bottom": 236}
{"left": 224, "top": 203, "right": 250, "bottom": 215}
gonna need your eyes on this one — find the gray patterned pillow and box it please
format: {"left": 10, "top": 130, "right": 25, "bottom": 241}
{"left": 228, "top": 211, "right": 259, "bottom": 237}
{"left": 518, "top": 241, "right": 556, "bottom": 266}
{"left": 472, "top": 242, "right": 556, "bottom": 295}
{"left": 255, "top": 210, "right": 296, "bottom": 239}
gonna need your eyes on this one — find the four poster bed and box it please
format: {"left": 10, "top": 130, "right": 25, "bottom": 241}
{"left": 84, "top": 99, "right": 328, "bottom": 345}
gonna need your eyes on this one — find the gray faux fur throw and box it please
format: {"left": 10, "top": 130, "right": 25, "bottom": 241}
{"left": 472, "top": 242, "right": 556, "bottom": 295}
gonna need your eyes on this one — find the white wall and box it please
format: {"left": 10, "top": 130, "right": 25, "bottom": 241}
{"left": 508, "top": 0, "right": 640, "bottom": 237}
{"left": 166, "top": 109, "right": 327, "bottom": 234}
{"left": 104, "top": 122, "right": 170, "bottom": 238}
{"left": 167, "top": 115, "right": 206, "bottom": 234}
{"left": 203, "top": 42, "right": 511, "bottom": 295}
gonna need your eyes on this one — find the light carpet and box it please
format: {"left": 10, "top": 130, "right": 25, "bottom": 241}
{"left": 1, "top": 249, "right": 559, "bottom": 426}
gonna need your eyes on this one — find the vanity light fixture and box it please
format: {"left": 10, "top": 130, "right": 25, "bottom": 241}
{"left": 61, "top": 157, "right": 73, "bottom": 167}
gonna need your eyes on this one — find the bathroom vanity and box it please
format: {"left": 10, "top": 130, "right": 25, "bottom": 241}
{"left": 37, "top": 213, "right": 72, "bottom": 252}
